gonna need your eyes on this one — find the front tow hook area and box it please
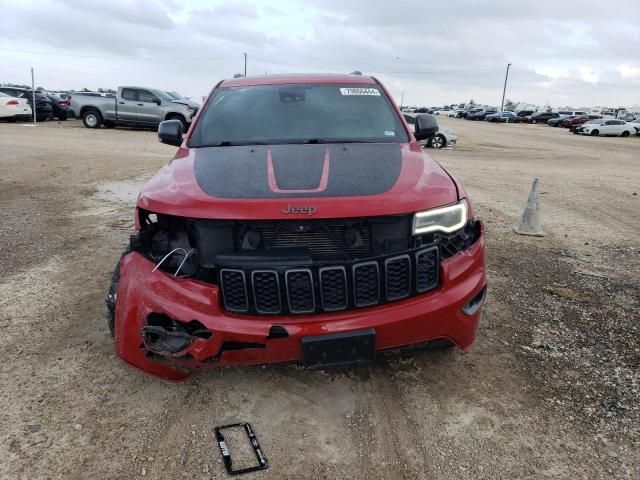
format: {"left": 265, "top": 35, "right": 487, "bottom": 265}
{"left": 142, "top": 313, "right": 212, "bottom": 357}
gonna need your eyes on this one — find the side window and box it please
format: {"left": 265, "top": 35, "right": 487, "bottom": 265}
{"left": 121, "top": 89, "right": 137, "bottom": 101}
{"left": 138, "top": 90, "right": 158, "bottom": 103}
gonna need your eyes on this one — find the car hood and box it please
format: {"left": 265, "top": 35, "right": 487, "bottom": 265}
{"left": 170, "top": 99, "right": 200, "bottom": 109}
{"left": 137, "top": 143, "right": 459, "bottom": 220}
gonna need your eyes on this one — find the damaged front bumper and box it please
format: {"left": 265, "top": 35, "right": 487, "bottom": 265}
{"left": 112, "top": 235, "right": 486, "bottom": 381}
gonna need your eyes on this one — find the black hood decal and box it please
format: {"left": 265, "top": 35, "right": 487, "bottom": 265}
{"left": 193, "top": 143, "right": 402, "bottom": 199}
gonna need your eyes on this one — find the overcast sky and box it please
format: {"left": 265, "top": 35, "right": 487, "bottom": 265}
{"left": 1, "top": 0, "right": 639, "bottom": 107}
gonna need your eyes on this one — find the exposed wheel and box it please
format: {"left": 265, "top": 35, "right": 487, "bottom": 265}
{"left": 532, "top": 119, "right": 537, "bottom": 124}
{"left": 106, "top": 252, "right": 129, "bottom": 338}
{"left": 621, "top": 131, "right": 630, "bottom": 137}
{"left": 429, "top": 134, "right": 446, "bottom": 149}
{"left": 166, "top": 114, "right": 187, "bottom": 132}
{"left": 590, "top": 129, "right": 599, "bottom": 136}
{"left": 82, "top": 109, "right": 102, "bottom": 128}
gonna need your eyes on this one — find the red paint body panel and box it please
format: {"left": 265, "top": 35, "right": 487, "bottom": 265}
{"left": 115, "top": 233, "right": 486, "bottom": 381}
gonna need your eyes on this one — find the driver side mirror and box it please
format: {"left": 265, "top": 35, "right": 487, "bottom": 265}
{"left": 414, "top": 114, "right": 439, "bottom": 140}
{"left": 158, "top": 119, "right": 183, "bottom": 146}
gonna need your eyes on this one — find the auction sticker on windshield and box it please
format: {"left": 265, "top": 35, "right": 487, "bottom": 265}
{"left": 340, "top": 88, "right": 381, "bottom": 96}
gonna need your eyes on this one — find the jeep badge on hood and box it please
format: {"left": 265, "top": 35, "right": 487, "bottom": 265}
{"left": 282, "top": 204, "right": 317, "bottom": 215}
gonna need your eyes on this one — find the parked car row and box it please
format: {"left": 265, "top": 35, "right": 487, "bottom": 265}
{"left": 0, "top": 86, "right": 75, "bottom": 121}
{"left": 445, "top": 105, "right": 640, "bottom": 138}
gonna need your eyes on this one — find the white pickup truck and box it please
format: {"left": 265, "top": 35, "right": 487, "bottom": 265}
{"left": 71, "top": 86, "right": 197, "bottom": 130}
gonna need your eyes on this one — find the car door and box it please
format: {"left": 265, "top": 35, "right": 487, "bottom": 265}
{"left": 600, "top": 120, "right": 616, "bottom": 134}
{"left": 611, "top": 120, "right": 626, "bottom": 135}
{"left": 118, "top": 88, "right": 139, "bottom": 122}
{"left": 136, "top": 89, "right": 163, "bottom": 125}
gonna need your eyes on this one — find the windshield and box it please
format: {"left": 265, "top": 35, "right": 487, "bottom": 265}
{"left": 166, "top": 91, "right": 183, "bottom": 100}
{"left": 189, "top": 83, "right": 408, "bottom": 147}
{"left": 155, "top": 90, "right": 173, "bottom": 101}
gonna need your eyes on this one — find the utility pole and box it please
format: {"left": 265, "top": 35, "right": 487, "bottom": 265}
{"left": 31, "top": 67, "right": 36, "bottom": 124}
{"left": 400, "top": 91, "right": 404, "bottom": 108}
{"left": 500, "top": 63, "right": 511, "bottom": 113}
{"left": 243, "top": 52, "right": 247, "bottom": 76}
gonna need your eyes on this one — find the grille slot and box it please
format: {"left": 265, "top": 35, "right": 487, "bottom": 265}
{"left": 385, "top": 255, "right": 411, "bottom": 301}
{"left": 251, "top": 270, "right": 281, "bottom": 314}
{"left": 234, "top": 222, "right": 371, "bottom": 261}
{"left": 353, "top": 261, "right": 380, "bottom": 307}
{"left": 220, "top": 269, "right": 248, "bottom": 313}
{"left": 415, "top": 247, "right": 439, "bottom": 293}
{"left": 319, "top": 266, "right": 348, "bottom": 311}
{"left": 285, "top": 269, "right": 315, "bottom": 313}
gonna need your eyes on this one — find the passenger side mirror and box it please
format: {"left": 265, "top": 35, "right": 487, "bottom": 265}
{"left": 153, "top": 98, "right": 162, "bottom": 105}
{"left": 158, "top": 119, "right": 183, "bottom": 146}
{"left": 414, "top": 114, "right": 439, "bottom": 140}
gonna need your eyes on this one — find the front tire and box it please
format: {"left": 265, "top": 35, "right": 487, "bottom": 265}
{"left": 590, "top": 129, "right": 599, "bottom": 136}
{"left": 82, "top": 109, "right": 102, "bottom": 128}
{"left": 429, "top": 134, "right": 446, "bottom": 149}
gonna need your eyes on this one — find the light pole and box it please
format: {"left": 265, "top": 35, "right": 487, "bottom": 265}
{"left": 31, "top": 67, "right": 36, "bottom": 124}
{"left": 243, "top": 53, "right": 247, "bottom": 76}
{"left": 500, "top": 63, "right": 511, "bottom": 113}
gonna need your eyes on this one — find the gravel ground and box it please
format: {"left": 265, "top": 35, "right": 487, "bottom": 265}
{"left": 0, "top": 118, "right": 638, "bottom": 479}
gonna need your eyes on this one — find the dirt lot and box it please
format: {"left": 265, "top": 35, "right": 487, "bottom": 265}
{"left": 1, "top": 118, "right": 638, "bottom": 479}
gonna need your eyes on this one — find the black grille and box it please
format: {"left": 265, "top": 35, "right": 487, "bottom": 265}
{"left": 233, "top": 221, "right": 371, "bottom": 261}
{"left": 286, "top": 269, "right": 315, "bottom": 313}
{"left": 220, "top": 269, "right": 248, "bottom": 312}
{"left": 319, "top": 267, "right": 348, "bottom": 311}
{"left": 218, "top": 247, "right": 439, "bottom": 316}
{"left": 251, "top": 271, "right": 281, "bottom": 314}
{"left": 353, "top": 262, "right": 380, "bottom": 307}
{"left": 385, "top": 255, "right": 411, "bottom": 300}
{"left": 416, "top": 248, "right": 439, "bottom": 292}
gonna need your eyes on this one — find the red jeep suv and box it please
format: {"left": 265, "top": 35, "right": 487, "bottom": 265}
{"left": 107, "top": 74, "right": 487, "bottom": 380}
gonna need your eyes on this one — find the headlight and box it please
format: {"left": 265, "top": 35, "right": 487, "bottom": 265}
{"left": 412, "top": 200, "right": 467, "bottom": 235}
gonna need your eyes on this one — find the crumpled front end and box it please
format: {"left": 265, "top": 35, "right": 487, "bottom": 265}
{"left": 111, "top": 218, "right": 486, "bottom": 381}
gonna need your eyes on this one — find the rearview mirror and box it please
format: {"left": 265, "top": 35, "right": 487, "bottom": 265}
{"left": 158, "top": 119, "right": 183, "bottom": 146}
{"left": 414, "top": 114, "right": 439, "bottom": 140}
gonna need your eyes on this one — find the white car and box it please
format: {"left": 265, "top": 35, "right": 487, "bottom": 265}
{"left": 580, "top": 119, "right": 637, "bottom": 137}
{"left": 426, "top": 128, "right": 457, "bottom": 148}
{"left": 402, "top": 113, "right": 457, "bottom": 148}
{"left": 0, "top": 92, "right": 32, "bottom": 121}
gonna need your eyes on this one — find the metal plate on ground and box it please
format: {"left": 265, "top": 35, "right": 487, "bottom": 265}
{"left": 214, "top": 423, "right": 267, "bottom": 475}
{"left": 301, "top": 328, "right": 376, "bottom": 367}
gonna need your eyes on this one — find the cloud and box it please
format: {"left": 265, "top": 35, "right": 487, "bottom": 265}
{"left": 618, "top": 65, "right": 640, "bottom": 79}
{"left": 0, "top": 0, "right": 639, "bottom": 106}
